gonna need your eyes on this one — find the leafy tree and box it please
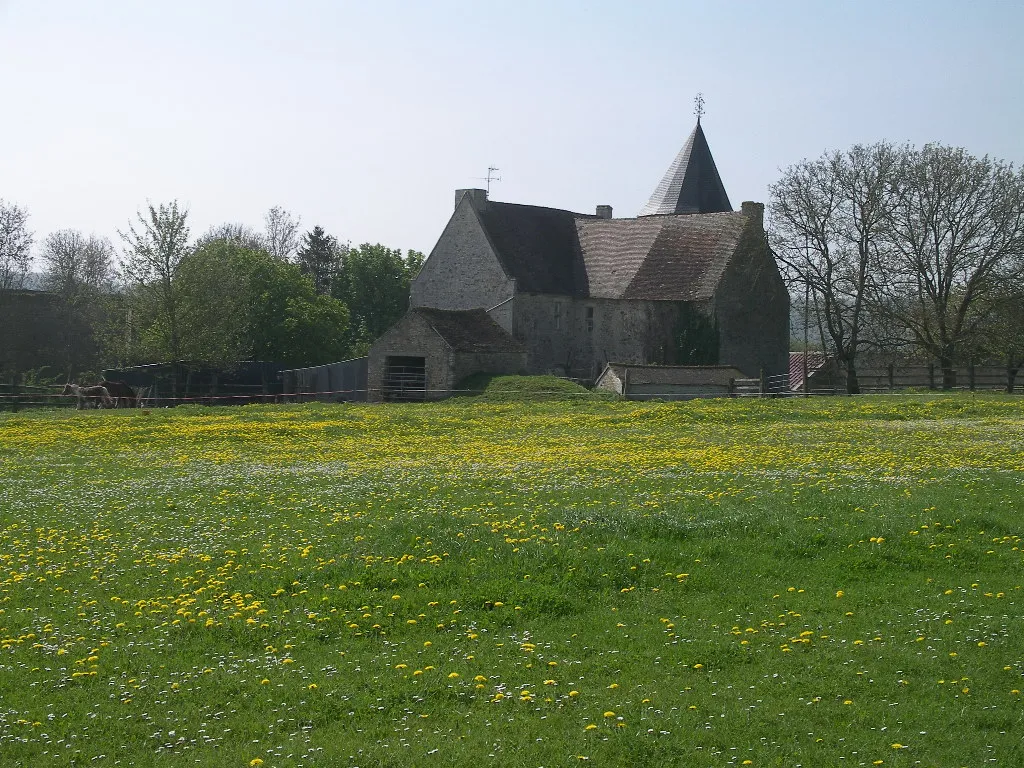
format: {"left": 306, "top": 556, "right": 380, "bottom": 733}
{"left": 296, "top": 225, "right": 342, "bottom": 295}
{"left": 0, "top": 199, "right": 33, "bottom": 291}
{"left": 118, "top": 201, "right": 191, "bottom": 369}
{"left": 333, "top": 244, "right": 424, "bottom": 354}
{"left": 175, "top": 239, "right": 253, "bottom": 366}
{"left": 245, "top": 253, "right": 350, "bottom": 365}
{"left": 175, "top": 240, "right": 350, "bottom": 367}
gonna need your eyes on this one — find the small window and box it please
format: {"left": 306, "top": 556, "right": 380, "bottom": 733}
{"left": 586, "top": 306, "right": 594, "bottom": 333}
{"left": 553, "top": 301, "right": 562, "bottom": 330}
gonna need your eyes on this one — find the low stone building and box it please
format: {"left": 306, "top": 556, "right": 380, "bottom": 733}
{"left": 595, "top": 363, "right": 746, "bottom": 400}
{"left": 367, "top": 308, "right": 526, "bottom": 401}
{"left": 370, "top": 118, "right": 790, "bottom": 394}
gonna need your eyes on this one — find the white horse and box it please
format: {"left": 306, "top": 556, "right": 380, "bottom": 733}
{"left": 61, "top": 383, "right": 114, "bottom": 410}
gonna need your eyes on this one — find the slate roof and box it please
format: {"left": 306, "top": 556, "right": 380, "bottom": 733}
{"left": 415, "top": 308, "right": 525, "bottom": 353}
{"left": 476, "top": 203, "right": 589, "bottom": 296}
{"left": 468, "top": 199, "right": 749, "bottom": 302}
{"left": 638, "top": 121, "right": 732, "bottom": 216}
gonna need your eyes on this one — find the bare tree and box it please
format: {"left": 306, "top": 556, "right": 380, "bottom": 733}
{"left": 41, "top": 230, "right": 115, "bottom": 294}
{"left": 264, "top": 206, "right": 301, "bottom": 261}
{"left": 0, "top": 199, "right": 34, "bottom": 291}
{"left": 770, "top": 143, "right": 899, "bottom": 393}
{"left": 119, "top": 201, "right": 191, "bottom": 367}
{"left": 879, "top": 145, "right": 1024, "bottom": 389}
{"left": 39, "top": 230, "right": 115, "bottom": 377}
{"left": 195, "top": 222, "right": 265, "bottom": 251}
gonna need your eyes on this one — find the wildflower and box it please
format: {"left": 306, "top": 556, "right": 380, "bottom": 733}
{"left": 585, "top": 724, "right": 597, "bottom": 730}
{"left": 603, "top": 711, "right": 615, "bottom": 718}
{"left": 448, "top": 672, "right": 459, "bottom": 679}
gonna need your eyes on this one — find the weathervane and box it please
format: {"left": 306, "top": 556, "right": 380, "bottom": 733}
{"left": 694, "top": 93, "right": 705, "bottom": 124}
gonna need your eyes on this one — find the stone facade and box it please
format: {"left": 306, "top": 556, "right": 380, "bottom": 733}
{"left": 367, "top": 308, "right": 526, "bottom": 402}
{"left": 372, "top": 121, "right": 790, "bottom": 392}
{"left": 410, "top": 193, "right": 515, "bottom": 332}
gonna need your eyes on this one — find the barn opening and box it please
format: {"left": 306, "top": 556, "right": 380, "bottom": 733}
{"left": 382, "top": 356, "right": 426, "bottom": 401}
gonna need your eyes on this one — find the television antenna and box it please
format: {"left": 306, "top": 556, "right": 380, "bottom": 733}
{"left": 473, "top": 166, "right": 502, "bottom": 194}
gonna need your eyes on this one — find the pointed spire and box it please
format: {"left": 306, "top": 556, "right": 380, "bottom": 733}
{"left": 638, "top": 118, "right": 732, "bottom": 216}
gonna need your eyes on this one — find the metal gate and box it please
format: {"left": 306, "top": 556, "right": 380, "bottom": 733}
{"left": 382, "top": 356, "right": 426, "bottom": 401}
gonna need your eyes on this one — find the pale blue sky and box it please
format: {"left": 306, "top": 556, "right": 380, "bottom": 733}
{"left": 1, "top": 1, "right": 1021, "bottom": 258}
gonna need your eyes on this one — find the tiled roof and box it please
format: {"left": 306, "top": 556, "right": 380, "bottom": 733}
{"left": 475, "top": 202, "right": 749, "bottom": 302}
{"left": 789, "top": 351, "right": 829, "bottom": 390}
{"left": 638, "top": 121, "right": 732, "bottom": 216}
{"left": 578, "top": 211, "right": 747, "bottom": 301}
{"left": 415, "top": 308, "right": 525, "bottom": 353}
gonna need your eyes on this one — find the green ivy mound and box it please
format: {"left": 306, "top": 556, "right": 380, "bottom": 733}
{"left": 454, "top": 374, "right": 601, "bottom": 401}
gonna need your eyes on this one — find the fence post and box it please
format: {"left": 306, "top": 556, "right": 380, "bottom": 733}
{"left": 968, "top": 362, "right": 976, "bottom": 392}
{"left": 11, "top": 374, "right": 20, "bottom": 413}
{"left": 887, "top": 363, "right": 894, "bottom": 392}
{"left": 728, "top": 378, "right": 735, "bottom": 397}
{"left": 759, "top": 368, "right": 767, "bottom": 397}
{"left": 928, "top": 364, "right": 936, "bottom": 391}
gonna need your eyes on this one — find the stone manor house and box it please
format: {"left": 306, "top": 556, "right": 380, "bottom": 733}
{"left": 367, "top": 119, "right": 789, "bottom": 400}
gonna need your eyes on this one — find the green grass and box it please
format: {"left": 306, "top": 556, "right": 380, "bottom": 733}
{"left": 0, "top": 394, "right": 1022, "bottom": 767}
{"left": 453, "top": 373, "right": 601, "bottom": 401}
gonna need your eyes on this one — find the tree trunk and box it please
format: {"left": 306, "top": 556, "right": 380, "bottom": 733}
{"left": 940, "top": 357, "right": 957, "bottom": 391}
{"left": 1009, "top": 354, "right": 1020, "bottom": 394}
{"left": 845, "top": 360, "right": 860, "bottom": 395}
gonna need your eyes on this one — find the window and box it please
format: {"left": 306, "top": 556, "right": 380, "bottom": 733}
{"left": 586, "top": 306, "right": 594, "bottom": 333}
{"left": 553, "top": 301, "right": 562, "bottom": 330}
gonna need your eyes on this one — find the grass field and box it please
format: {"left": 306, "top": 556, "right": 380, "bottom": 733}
{"left": 1, "top": 394, "right": 1022, "bottom": 767}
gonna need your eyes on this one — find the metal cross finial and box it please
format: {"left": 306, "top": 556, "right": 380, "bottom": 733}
{"left": 694, "top": 93, "right": 705, "bottom": 123}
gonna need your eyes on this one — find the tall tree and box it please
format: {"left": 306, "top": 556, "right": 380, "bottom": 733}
{"left": 333, "top": 244, "right": 424, "bottom": 354}
{"left": 39, "top": 230, "right": 115, "bottom": 376}
{"left": 769, "top": 143, "right": 899, "bottom": 393}
{"left": 264, "top": 206, "right": 301, "bottom": 262}
{"left": 296, "top": 225, "right": 342, "bottom": 295}
{"left": 879, "top": 145, "right": 1024, "bottom": 389}
{"left": 118, "top": 201, "right": 191, "bottom": 367}
{"left": 0, "top": 199, "right": 33, "bottom": 291}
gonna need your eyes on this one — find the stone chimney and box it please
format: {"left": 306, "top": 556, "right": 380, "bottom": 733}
{"left": 741, "top": 201, "right": 764, "bottom": 228}
{"left": 455, "top": 188, "right": 488, "bottom": 211}
{"left": 595, "top": 205, "right": 613, "bottom": 219}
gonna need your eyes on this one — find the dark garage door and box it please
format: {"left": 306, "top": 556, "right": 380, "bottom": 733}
{"left": 382, "top": 356, "right": 426, "bottom": 401}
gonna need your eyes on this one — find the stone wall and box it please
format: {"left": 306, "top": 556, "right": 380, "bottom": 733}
{"left": 367, "top": 312, "right": 453, "bottom": 402}
{"left": 410, "top": 196, "right": 516, "bottom": 332}
{"left": 513, "top": 294, "right": 683, "bottom": 380}
{"left": 712, "top": 204, "right": 790, "bottom": 382}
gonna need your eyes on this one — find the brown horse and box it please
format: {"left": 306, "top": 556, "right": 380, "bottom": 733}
{"left": 99, "top": 380, "right": 138, "bottom": 408}
{"left": 61, "top": 383, "right": 114, "bottom": 410}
